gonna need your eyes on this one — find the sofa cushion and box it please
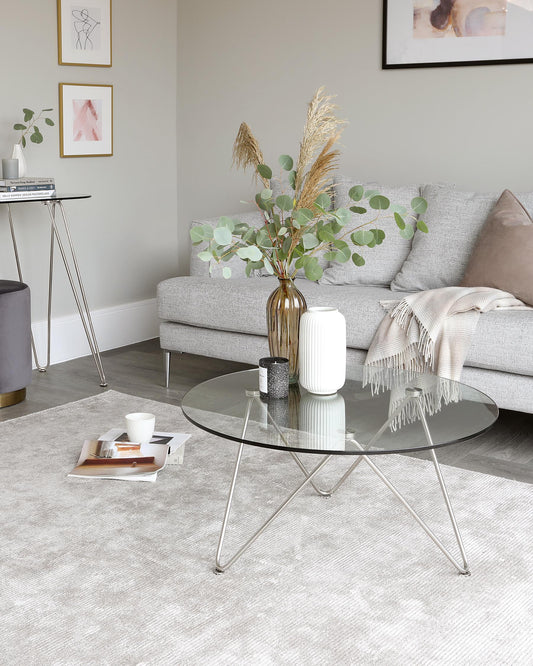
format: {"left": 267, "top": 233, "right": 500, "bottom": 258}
{"left": 391, "top": 184, "right": 533, "bottom": 292}
{"left": 158, "top": 276, "right": 533, "bottom": 377}
{"left": 320, "top": 177, "right": 420, "bottom": 287}
{"left": 391, "top": 184, "right": 493, "bottom": 291}
{"left": 461, "top": 190, "right": 533, "bottom": 306}
{"left": 158, "top": 277, "right": 411, "bottom": 350}
{"left": 467, "top": 309, "right": 533, "bottom": 376}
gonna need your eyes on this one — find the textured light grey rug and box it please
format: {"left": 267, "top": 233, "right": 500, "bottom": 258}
{"left": 1, "top": 390, "right": 532, "bottom": 665}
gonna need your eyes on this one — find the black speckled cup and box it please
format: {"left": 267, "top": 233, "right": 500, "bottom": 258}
{"left": 259, "top": 357, "right": 289, "bottom": 399}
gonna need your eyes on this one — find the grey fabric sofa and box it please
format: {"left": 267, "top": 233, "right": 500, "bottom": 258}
{"left": 158, "top": 178, "right": 533, "bottom": 414}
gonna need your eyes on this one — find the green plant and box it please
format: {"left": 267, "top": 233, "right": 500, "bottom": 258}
{"left": 191, "top": 89, "right": 427, "bottom": 281}
{"left": 13, "top": 107, "right": 55, "bottom": 148}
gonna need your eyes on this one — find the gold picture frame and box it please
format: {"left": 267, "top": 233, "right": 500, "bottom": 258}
{"left": 57, "top": 0, "right": 112, "bottom": 67}
{"left": 59, "top": 83, "right": 113, "bottom": 157}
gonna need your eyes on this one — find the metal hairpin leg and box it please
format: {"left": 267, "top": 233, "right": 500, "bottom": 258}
{"left": 215, "top": 388, "right": 470, "bottom": 575}
{"left": 214, "top": 389, "right": 332, "bottom": 573}
{"left": 289, "top": 387, "right": 470, "bottom": 575}
{"left": 290, "top": 394, "right": 415, "bottom": 497}
{"left": 7, "top": 204, "right": 53, "bottom": 371}
{"left": 6, "top": 201, "right": 107, "bottom": 386}
{"left": 43, "top": 201, "right": 107, "bottom": 387}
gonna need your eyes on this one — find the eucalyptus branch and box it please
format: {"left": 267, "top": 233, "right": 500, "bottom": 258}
{"left": 191, "top": 88, "right": 428, "bottom": 282}
{"left": 13, "top": 107, "right": 54, "bottom": 148}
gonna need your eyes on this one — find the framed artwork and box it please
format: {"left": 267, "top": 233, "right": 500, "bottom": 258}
{"left": 57, "top": 0, "right": 112, "bottom": 67}
{"left": 59, "top": 83, "right": 113, "bottom": 157}
{"left": 383, "top": 1, "right": 533, "bottom": 68}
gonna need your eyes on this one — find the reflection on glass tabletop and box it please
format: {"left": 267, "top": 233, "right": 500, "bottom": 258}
{"left": 181, "top": 367, "right": 498, "bottom": 455}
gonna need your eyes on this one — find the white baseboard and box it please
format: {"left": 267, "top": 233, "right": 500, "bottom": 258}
{"left": 31, "top": 298, "right": 158, "bottom": 367}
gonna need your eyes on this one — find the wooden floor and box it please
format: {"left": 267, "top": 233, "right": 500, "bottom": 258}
{"left": 2, "top": 338, "right": 532, "bottom": 484}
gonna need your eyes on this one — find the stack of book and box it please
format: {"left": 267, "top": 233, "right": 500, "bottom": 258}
{"left": 0, "top": 177, "right": 56, "bottom": 201}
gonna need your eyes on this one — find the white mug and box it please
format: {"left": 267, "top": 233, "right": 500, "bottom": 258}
{"left": 125, "top": 412, "right": 155, "bottom": 445}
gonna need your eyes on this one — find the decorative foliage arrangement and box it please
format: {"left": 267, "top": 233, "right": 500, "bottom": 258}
{"left": 191, "top": 88, "right": 427, "bottom": 281}
{"left": 13, "top": 108, "right": 55, "bottom": 148}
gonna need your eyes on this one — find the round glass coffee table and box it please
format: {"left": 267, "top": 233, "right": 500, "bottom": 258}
{"left": 181, "top": 366, "right": 498, "bottom": 574}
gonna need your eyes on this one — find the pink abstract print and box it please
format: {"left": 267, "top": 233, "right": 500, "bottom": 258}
{"left": 72, "top": 99, "right": 102, "bottom": 142}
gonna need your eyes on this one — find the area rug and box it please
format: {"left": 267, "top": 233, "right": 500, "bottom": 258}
{"left": 1, "top": 390, "right": 532, "bottom": 665}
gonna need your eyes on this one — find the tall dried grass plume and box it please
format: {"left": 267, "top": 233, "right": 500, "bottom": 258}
{"left": 297, "top": 134, "right": 340, "bottom": 212}
{"left": 294, "top": 87, "right": 346, "bottom": 197}
{"left": 232, "top": 122, "right": 268, "bottom": 187}
{"left": 232, "top": 88, "right": 346, "bottom": 208}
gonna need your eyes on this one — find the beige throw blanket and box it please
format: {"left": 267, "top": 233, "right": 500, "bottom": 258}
{"left": 364, "top": 286, "right": 528, "bottom": 430}
{"left": 366, "top": 286, "right": 527, "bottom": 381}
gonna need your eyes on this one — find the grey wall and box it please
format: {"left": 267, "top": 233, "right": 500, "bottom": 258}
{"left": 0, "top": 0, "right": 178, "bottom": 320}
{"left": 177, "top": 0, "right": 533, "bottom": 273}
{"left": 4, "top": 0, "right": 532, "bottom": 320}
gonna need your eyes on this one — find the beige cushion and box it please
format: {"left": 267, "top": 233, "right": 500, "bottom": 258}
{"left": 461, "top": 189, "right": 533, "bottom": 306}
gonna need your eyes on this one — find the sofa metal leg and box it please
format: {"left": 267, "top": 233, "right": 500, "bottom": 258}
{"left": 163, "top": 350, "right": 171, "bottom": 388}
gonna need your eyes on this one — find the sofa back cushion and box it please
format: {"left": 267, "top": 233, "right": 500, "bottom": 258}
{"left": 391, "top": 184, "right": 492, "bottom": 291}
{"left": 391, "top": 184, "right": 533, "bottom": 291}
{"left": 461, "top": 189, "right": 533, "bottom": 306}
{"left": 320, "top": 177, "right": 420, "bottom": 286}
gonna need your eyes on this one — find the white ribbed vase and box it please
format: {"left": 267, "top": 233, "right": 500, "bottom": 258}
{"left": 298, "top": 306, "right": 346, "bottom": 395}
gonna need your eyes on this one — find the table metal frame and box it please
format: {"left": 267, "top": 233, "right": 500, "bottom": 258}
{"left": 4, "top": 198, "right": 107, "bottom": 387}
{"left": 214, "top": 388, "right": 470, "bottom": 575}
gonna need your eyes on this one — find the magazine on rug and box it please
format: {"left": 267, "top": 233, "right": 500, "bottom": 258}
{"left": 68, "top": 430, "right": 190, "bottom": 482}
{"left": 99, "top": 428, "right": 190, "bottom": 465}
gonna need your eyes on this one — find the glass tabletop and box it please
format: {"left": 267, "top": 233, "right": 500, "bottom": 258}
{"left": 181, "top": 367, "right": 498, "bottom": 455}
{"left": 0, "top": 193, "right": 91, "bottom": 204}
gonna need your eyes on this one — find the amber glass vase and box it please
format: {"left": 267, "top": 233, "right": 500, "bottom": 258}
{"left": 266, "top": 278, "right": 307, "bottom": 384}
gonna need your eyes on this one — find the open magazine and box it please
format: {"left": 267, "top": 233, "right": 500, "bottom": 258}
{"left": 99, "top": 428, "right": 189, "bottom": 465}
{"left": 68, "top": 430, "right": 190, "bottom": 482}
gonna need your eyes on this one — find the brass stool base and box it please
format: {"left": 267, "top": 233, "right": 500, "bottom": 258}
{"left": 0, "top": 388, "right": 26, "bottom": 408}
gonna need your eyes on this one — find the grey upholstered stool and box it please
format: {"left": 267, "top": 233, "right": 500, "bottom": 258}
{"left": 0, "top": 280, "right": 32, "bottom": 407}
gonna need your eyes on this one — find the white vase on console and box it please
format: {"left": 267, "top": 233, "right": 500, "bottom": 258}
{"left": 11, "top": 144, "right": 27, "bottom": 178}
{"left": 299, "top": 306, "right": 346, "bottom": 395}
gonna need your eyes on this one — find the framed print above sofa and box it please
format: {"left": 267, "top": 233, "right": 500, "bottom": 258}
{"left": 383, "top": 0, "right": 533, "bottom": 68}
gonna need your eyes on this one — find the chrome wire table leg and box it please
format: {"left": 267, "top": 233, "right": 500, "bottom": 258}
{"left": 417, "top": 399, "right": 469, "bottom": 573}
{"left": 215, "top": 388, "right": 470, "bottom": 574}
{"left": 261, "top": 399, "right": 330, "bottom": 496}
{"left": 215, "top": 450, "right": 332, "bottom": 573}
{"left": 215, "top": 390, "right": 333, "bottom": 573}
{"left": 7, "top": 203, "right": 53, "bottom": 372}
{"left": 44, "top": 201, "right": 107, "bottom": 387}
{"left": 290, "top": 395, "right": 414, "bottom": 497}
{"left": 351, "top": 443, "right": 470, "bottom": 575}
{"left": 345, "top": 390, "right": 470, "bottom": 575}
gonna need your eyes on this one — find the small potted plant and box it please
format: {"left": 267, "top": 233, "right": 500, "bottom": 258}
{"left": 11, "top": 107, "right": 55, "bottom": 177}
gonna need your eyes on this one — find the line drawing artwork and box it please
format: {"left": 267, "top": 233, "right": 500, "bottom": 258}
{"left": 72, "top": 8, "right": 100, "bottom": 50}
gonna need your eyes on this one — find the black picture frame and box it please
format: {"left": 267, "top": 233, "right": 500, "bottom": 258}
{"left": 383, "top": 0, "right": 533, "bottom": 69}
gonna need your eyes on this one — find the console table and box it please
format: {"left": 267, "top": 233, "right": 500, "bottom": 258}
{"left": 1, "top": 194, "right": 107, "bottom": 387}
